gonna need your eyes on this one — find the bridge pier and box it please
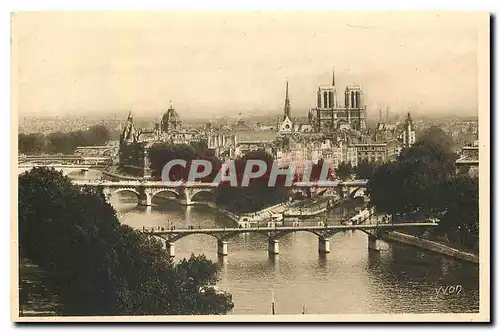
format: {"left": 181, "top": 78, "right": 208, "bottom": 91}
{"left": 179, "top": 189, "right": 193, "bottom": 206}
{"left": 268, "top": 239, "right": 280, "bottom": 255}
{"left": 318, "top": 237, "right": 330, "bottom": 254}
{"left": 179, "top": 199, "right": 193, "bottom": 206}
{"left": 166, "top": 242, "right": 175, "bottom": 257}
{"left": 368, "top": 236, "right": 381, "bottom": 251}
{"left": 217, "top": 240, "right": 228, "bottom": 256}
{"left": 138, "top": 189, "right": 152, "bottom": 206}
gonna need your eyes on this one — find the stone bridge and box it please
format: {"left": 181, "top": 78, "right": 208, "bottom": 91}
{"left": 72, "top": 179, "right": 369, "bottom": 206}
{"left": 145, "top": 220, "right": 437, "bottom": 257}
{"left": 336, "top": 180, "right": 368, "bottom": 199}
{"left": 73, "top": 180, "right": 219, "bottom": 206}
{"left": 19, "top": 154, "right": 113, "bottom": 167}
{"left": 18, "top": 164, "right": 97, "bottom": 176}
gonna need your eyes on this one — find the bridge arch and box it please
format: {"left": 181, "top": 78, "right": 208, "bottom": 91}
{"left": 151, "top": 189, "right": 181, "bottom": 201}
{"left": 350, "top": 187, "right": 367, "bottom": 199}
{"left": 113, "top": 188, "right": 140, "bottom": 198}
{"left": 353, "top": 228, "right": 377, "bottom": 237}
{"left": 163, "top": 229, "right": 276, "bottom": 243}
{"left": 190, "top": 189, "right": 216, "bottom": 203}
{"left": 271, "top": 229, "right": 322, "bottom": 239}
{"left": 170, "top": 231, "right": 226, "bottom": 242}
{"left": 224, "top": 230, "right": 273, "bottom": 241}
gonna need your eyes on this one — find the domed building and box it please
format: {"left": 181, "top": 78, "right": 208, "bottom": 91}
{"left": 161, "top": 103, "right": 181, "bottom": 133}
{"left": 118, "top": 104, "right": 205, "bottom": 178}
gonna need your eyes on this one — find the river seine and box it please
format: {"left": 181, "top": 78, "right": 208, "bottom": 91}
{"left": 74, "top": 170, "right": 479, "bottom": 315}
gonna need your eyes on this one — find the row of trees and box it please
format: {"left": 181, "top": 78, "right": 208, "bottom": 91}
{"left": 214, "top": 150, "right": 291, "bottom": 213}
{"left": 334, "top": 160, "right": 378, "bottom": 181}
{"left": 367, "top": 127, "right": 478, "bottom": 249}
{"left": 19, "top": 167, "right": 233, "bottom": 315}
{"left": 19, "top": 125, "right": 110, "bottom": 155}
{"left": 149, "top": 143, "right": 294, "bottom": 213}
{"left": 147, "top": 140, "right": 220, "bottom": 182}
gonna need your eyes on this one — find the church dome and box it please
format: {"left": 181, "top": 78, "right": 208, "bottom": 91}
{"left": 162, "top": 107, "right": 179, "bottom": 124}
{"left": 161, "top": 104, "right": 181, "bottom": 133}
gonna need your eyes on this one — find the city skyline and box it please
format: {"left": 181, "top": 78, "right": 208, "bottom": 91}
{"left": 13, "top": 12, "right": 479, "bottom": 118}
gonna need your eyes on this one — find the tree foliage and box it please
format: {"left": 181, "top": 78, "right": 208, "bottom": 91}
{"left": 334, "top": 162, "right": 354, "bottom": 181}
{"left": 417, "top": 125, "right": 456, "bottom": 154}
{"left": 367, "top": 139, "right": 479, "bottom": 248}
{"left": 19, "top": 167, "right": 233, "bottom": 315}
{"left": 215, "top": 150, "right": 290, "bottom": 213}
{"left": 368, "top": 140, "right": 456, "bottom": 217}
{"left": 353, "top": 160, "right": 377, "bottom": 180}
{"left": 189, "top": 139, "right": 208, "bottom": 155}
{"left": 19, "top": 125, "right": 110, "bottom": 155}
{"left": 437, "top": 175, "right": 479, "bottom": 246}
{"left": 147, "top": 143, "right": 197, "bottom": 180}
{"left": 147, "top": 141, "right": 220, "bottom": 182}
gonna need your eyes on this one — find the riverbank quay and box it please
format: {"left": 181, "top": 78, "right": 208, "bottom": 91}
{"left": 102, "top": 166, "right": 145, "bottom": 181}
{"left": 283, "top": 196, "right": 349, "bottom": 219}
{"left": 381, "top": 231, "right": 479, "bottom": 264}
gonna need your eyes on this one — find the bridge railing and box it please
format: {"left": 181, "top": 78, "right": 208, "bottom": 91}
{"left": 143, "top": 221, "right": 439, "bottom": 234}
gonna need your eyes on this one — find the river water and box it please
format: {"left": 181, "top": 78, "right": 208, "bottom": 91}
{"left": 73, "top": 170, "right": 480, "bottom": 315}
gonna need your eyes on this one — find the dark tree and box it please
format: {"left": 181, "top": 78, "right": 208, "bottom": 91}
{"left": 396, "top": 140, "right": 456, "bottom": 215}
{"left": 367, "top": 162, "right": 404, "bottom": 218}
{"left": 417, "top": 126, "right": 455, "bottom": 154}
{"left": 190, "top": 139, "right": 208, "bottom": 155}
{"left": 334, "top": 162, "right": 353, "bottom": 181}
{"left": 19, "top": 167, "right": 233, "bottom": 315}
{"left": 47, "top": 132, "right": 75, "bottom": 154}
{"left": 19, "top": 125, "right": 110, "bottom": 155}
{"left": 368, "top": 140, "right": 456, "bottom": 219}
{"left": 18, "top": 133, "right": 47, "bottom": 154}
{"left": 215, "top": 150, "right": 290, "bottom": 213}
{"left": 437, "top": 175, "right": 479, "bottom": 248}
{"left": 353, "top": 160, "right": 377, "bottom": 180}
{"left": 147, "top": 143, "right": 197, "bottom": 180}
{"left": 86, "top": 125, "right": 111, "bottom": 146}
{"left": 147, "top": 142, "right": 221, "bottom": 182}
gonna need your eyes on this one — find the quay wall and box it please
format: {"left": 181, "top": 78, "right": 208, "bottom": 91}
{"left": 381, "top": 231, "right": 479, "bottom": 264}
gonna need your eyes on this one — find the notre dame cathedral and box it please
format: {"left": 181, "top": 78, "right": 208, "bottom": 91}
{"left": 308, "top": 70, "right": 367, "bottom": 132}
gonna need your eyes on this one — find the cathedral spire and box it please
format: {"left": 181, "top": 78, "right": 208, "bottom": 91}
{"left": 283, "top": 81, "right": 291, "bottom": 119}
{"left": 332, "top": 67, "right": 335, "bottom": 86}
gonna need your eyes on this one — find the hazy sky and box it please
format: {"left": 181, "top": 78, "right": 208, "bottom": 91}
{"left": 13, "top": 12, "right": 481, "bottom": 119}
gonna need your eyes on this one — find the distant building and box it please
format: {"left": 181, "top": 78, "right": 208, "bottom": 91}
{"left": 455, "top": 140, "right": 479, "bottom": 177}
{"left": 400, "top": 112, "right": 416, "bottom": 148}
{"left": 368, "top": 111, "right": 416, "bottom": 162}
{"left": 118, "top": 113, "right": 150, "bottom": 177}
{"left": 278, "top": 81, "right": 296, "bottom": 135}
{"left": 207, "top": 132, "right": 238, "bottom": 160}
{"left": 354, "top": 139, "right": 399, "bottom": 164}
{"left": 309, "top": 70, "right": 367, "bottom": 133}
{"left": 275, "top": 81, "right": 320, "bottom": 135}
{"left": 118, "top": 105, "right": 205, "bottom": 177}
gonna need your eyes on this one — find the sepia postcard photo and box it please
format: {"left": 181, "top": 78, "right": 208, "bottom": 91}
{"left": 10, "top": 12, "right": 490, "bottom": 322}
